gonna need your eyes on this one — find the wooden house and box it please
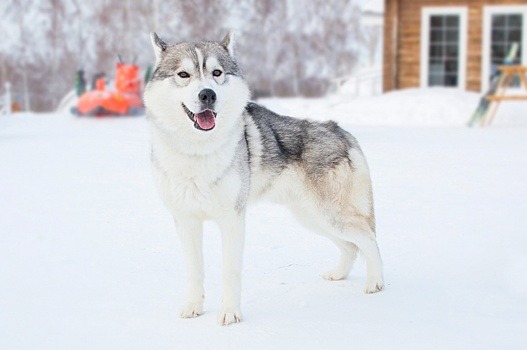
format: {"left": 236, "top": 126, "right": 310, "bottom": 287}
{"left": 383, "top": 0, "right": 527, "bottom": 92}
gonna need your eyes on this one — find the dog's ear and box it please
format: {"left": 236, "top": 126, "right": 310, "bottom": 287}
{"left": 221, "top": 31, "right": 236, "bottom": 58}
{"left": 150, "top": 32, "right": 167, "bottom": 64}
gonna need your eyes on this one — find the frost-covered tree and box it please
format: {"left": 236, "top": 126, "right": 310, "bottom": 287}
{"left": 0, "top": 0, "right": 367, "bottom": 111}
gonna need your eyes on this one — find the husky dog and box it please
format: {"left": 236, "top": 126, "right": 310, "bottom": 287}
{"left": 143, "top": 32, "right": 383, "bottom": 326}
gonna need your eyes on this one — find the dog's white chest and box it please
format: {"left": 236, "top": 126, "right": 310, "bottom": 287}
{"left": 152, "top": 138, "right": 240, "bottom": 217}
{"left": 171, "top": 175, "right": 212, "bottom": 208}
{"left": 155, "top": 159, "right": 216, "bottom": 212}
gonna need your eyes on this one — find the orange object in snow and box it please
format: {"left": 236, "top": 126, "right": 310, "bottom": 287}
{"left": 95, "top": 77, "right": 105, "bottom": 91}
{"left": 73, "top": 62, "right": 144, "bottom": 117}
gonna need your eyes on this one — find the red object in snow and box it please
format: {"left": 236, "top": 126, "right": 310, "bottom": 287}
{"left": 73, "top": 63, "right": 144, "bottom": 117}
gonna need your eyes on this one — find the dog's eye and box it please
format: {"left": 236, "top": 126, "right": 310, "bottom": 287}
{"left": 177, "top": 71, "right": 190, "bottom": 78}
{"left": 212, "top": 70, "right": 222, "bottom": 77}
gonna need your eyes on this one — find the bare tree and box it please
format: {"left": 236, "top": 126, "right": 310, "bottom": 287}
{"left": 0, "top": 0, "right": 367, "bottom": 111}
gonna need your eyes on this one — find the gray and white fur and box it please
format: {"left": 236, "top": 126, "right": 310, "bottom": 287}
{"left": 143, "top": 32, "right": 384, "bottom": 326}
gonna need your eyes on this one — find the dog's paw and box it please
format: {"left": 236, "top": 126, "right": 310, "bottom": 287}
{"left": 217, "top": 307, "right": 242, "bottom": 326}
{"left": 180, "top": 301, "right": 204, "bottom": 318}
{"left": 365, "top": 279, "right": 384, "bottom": 294}
{"left": 323, "top": 268, "right": 348, "bottom": 281}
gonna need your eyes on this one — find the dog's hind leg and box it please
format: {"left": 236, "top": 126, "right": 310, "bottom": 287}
{"left": 289, "top": 204, "right": 382, "bottom": 292}
{"left": 323, "top": 238, "right": 359, "bottom": 281}
{"left": 216, "top": 212, "right": 245, "bottom": 326}
{"left": 332, "top": 219, "right": 384, "bottom": 293}
{"left": 175, "top": 217, "right": 205, "bottom": 318}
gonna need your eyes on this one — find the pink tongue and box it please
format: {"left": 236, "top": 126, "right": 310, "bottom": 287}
{"left": 195, "top": 110, "right": 216, "bottom": 130}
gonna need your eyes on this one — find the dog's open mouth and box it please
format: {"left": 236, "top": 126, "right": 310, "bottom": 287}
{"left": 182, "top": 103, "right": 216, "bottom": 131}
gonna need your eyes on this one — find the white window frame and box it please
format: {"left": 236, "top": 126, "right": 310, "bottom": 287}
{"left": 420, "top": 7, "right": 468, "bottom": 89}
{"left": 481, "top": 5, "right": 527, "bottom": 92}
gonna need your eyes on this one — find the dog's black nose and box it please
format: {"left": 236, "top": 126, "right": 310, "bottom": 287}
{"left": 198, "top": 89, "right": 216, "bottom": 105}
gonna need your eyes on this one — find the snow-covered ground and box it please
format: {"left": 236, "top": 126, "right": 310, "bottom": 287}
{"left": 1, "top": 91, "right": 526, "bottom": 349}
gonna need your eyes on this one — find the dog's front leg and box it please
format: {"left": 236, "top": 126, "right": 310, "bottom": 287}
{"left": 175, "top": 217, "right": 205, "bottom": 318}
{"left": 216, "top": 212, "right": 245, "bottom": 325}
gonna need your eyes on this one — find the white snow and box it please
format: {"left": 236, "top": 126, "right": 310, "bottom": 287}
{"left": 1, "top": 91, "right": 526, "bottom": 349}
{"left": 259, "top": 87, "right": 527, "bottom": 127}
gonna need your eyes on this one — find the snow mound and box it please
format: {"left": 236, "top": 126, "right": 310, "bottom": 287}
{"left": 334, "top": 88, "right": 481, "bottom": 127}
{"left": 259, "top": 88, "right": 482, "bottom": 127}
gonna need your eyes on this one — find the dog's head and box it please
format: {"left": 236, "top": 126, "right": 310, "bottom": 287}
{"left": 144, "top": 32, "right": 250, "bottom": 143}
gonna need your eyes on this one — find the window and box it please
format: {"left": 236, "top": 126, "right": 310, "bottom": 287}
{"left": 421, "top": 7, "right": 467, "bottom": 89}
{"left": 428, "top": 15, "right": 461, "bottom": 86}
{"left": 482, "top": 6, "right": 527, "bottom": 92}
